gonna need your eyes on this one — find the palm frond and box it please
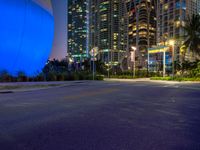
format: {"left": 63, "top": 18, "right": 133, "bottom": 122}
{"left": 183, "top": 14, "right": 200, "bottom": 56}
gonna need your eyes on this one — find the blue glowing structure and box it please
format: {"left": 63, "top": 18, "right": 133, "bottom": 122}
{"left": 0, "top": 0, "right": 54, "bottom": 76}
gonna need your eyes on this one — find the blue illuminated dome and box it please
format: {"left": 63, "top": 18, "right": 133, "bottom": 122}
{"left": 0, "top": 0, "right": 54, "bottom": 76}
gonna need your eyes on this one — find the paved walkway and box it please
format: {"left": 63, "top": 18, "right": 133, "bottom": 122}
{"left": 105, "top": 78, "right": 200, "bottom": 83}
{"left": 0, "top": 81, "right": 86, "bottom": 93}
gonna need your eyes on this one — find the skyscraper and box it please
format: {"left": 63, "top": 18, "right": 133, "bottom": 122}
{"left": 89, "top": 0, "right": 128, "bottom": 65}
{"left": 157, "top": 0, "right": 200, "bottom": 45}
{"left": 156, "top": 0, "right": 200, "bottom": 62}
{"left": 68, "top": 0, "right": 89, "bottom": 60}
{"left": 68, "top": 0, "right": 200, "bottom": 71}
{"left": 147, "top": 0, "right": 200, "bottom": 73}
{"left": 126, "top": 0, "right": 157, "bottom": 68}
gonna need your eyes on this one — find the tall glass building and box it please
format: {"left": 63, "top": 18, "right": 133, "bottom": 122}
{"left": 157, "top": 0, "right": 200, "bottom": 61}
{"left": 147, "top": 0, "right": 200, "bottom": 73}
{"left": 126, "top": 0, "right": 157, "bottom": 68}
{"left": 68, "top": 0, "right": 89, "bottom": 60}
{"left": 157, "top": 0, "right": 200, "bottom": 45}
{"left": 89, "top": 0, "right": 128, "bottom": 65}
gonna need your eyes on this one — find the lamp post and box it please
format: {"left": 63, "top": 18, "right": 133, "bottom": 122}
{"left": 131, "top": 46, "right": 137, "bottom": 78}
{"left": 146, "top": 59, "right": 149, "bottom": 77}
{"left": 163, "top": 49, "right": 166, "bottom": 77}
{"left": 90, "top": 47, "right": 98, "bottom": 80}
{"left": 169, "top": 40, "right": 175, "bottom": 78}
{"left": 92, "top": 50, "right": 95, "bottom": 80}
{"left": 106, "top": 63, "right": 112, "bottom": 78}
{"left": 107, "top": 63, "right": 110, "bottom": 78}
{"left": 147, "top": 49, "right": 150, "bottom": 76}
{"left": 108, "top": 50, "right": 110, "bottom": 78}
{"left": 68, "top": 57, "right": 73, "bottom": 72}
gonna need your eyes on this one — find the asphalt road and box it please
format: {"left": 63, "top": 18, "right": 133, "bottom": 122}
{"left": 0, "top": 81, "right": 200, "bottom": 150}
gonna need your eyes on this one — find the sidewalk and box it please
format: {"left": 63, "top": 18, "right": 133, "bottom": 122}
{"left": 1, "top": 79, "right": 199, "bottom": 93}
{"left": 104, "top": 78, "right": 200, "bottom": 90}
{"left": 104, "top": 78, "right": 200, "bottom": 84}
{"left": 0, "top": 81, "right": 86, "bottom": 93}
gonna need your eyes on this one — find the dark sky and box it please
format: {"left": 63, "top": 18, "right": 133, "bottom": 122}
{"left": 50, "top": 0, "right": 67, "bottom": 60}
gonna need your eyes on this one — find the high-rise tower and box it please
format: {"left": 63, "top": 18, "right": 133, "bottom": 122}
{"left": 157, "top": 0, "right": 200, "bottom": 45}
{"left": 157, "top": 0, "right": 200, "bottom": 61}
{"left": 68, "top": 0, "right": 89, "bottom": 60}
{"left": 126, "top": 0, "right": 157, "bottom": 68}
{"left": 89, "top": 0, "right": 128, "bottom": 65}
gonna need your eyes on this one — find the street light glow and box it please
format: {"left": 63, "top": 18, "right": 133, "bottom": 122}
{"left": 131, "top": 46, "right": 137, "bottom": 51}
{"left": 169, "top": 39, "right": 175, "bottom": 46}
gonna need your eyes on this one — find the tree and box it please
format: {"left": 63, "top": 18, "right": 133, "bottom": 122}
{"left": 183, "top": 14, "right": 200, "bottom": 56}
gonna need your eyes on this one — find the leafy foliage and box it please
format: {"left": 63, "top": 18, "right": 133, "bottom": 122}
{"left": 183, "top": 14, "right": 200, "bottom": 56}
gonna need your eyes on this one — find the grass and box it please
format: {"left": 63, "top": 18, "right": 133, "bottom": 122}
{"left": 0, "top": 84, "right": 61, "bottom": 90}
{"left": 150, "top": 77, "right": 200, "bottom": 82}
{"left": 0, "top": 86, "right": 21, "bottom": 90}
{"left": 110, "top": 75, "right": 139, "bottom": 79}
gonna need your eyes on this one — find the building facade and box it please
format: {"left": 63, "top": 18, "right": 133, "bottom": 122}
{"left": 156, "top": 0, "right": 200, "bottom": 62}
{"left": 126, "top": 0, "right": 157, "bottom": 68}
{"left": 67, "top": 0, "right": 200, "bottom": 71}
{"left": 157, "top": 0, "right": 200, "bottom": 45}
{"left": 89, "top": 0, "right": 128, "bottom": 65}
{"left": 68, "top": 0, "right": 89, "bottom": 60}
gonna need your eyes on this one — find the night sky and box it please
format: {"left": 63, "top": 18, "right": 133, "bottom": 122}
{"left": 50, "top": 0, "right": 67, "bottom": 60}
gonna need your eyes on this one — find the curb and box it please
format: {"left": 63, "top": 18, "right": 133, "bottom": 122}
{"left": 0, "top": 81, "right": 91, "bottom": 93}
{"left": 104, "top": 78, "right": 200, "bottom": 84}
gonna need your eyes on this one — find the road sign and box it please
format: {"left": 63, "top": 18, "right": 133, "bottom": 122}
{"left": 90, "top": 47, "right": 98, "bottom": 57}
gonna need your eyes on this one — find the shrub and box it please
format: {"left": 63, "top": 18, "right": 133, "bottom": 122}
{"left": 35, "top": 74, "right": 45, "bottom": 82}
{"left": 57, "top": 73, "right": 65, "bottom": 81}
{"left": 17, "top": 71, "right": 28, "bottom": 82}
{"left": 150, "top": 76, "right": 200, "bottom": 81}
{"left": 46, "top": 72, "right": 57, "bottom": 81}
{"left": 0, "top": 71, "right": 13, "bottom": 82}
{"left": 95, "top": 75, "right": 104, "bottom": 80}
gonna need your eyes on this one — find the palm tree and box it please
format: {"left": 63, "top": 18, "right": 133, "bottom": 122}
{"left": 183, "top": 14, "right": 200, "bottom": 56}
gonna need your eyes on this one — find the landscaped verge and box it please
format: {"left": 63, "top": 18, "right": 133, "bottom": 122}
{"left": 150, "top": 77, "right": 200, "bottom": 82}
{"left": 0, "top": 84, "right": 61, "bottom": 91}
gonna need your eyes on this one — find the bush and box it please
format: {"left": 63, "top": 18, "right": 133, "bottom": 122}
{"left": 66, "top": 73, "right": 75, "bottom": 81}
{"left": 35, "top": 74, "right": 45, "bottom": 82}
{"left": 150, "top": 76, "right": 200, "bottom": 81}
{"left": 17, "top": 71, "right": 28, "bottom": 82}
{"left": 0, "top": 64, "right": 104, "bottom": 82}
{"left": 190, "top": 62, "right": 200, "bottom": 77}
{"left": 95, "top": 75, "right": 104, "bottom": 80}
{"left": 56, "top": 73, "right": 65, "bottom": 81}
{"left": 73, "top": 73, "right": 80, "bottom": 80}
{"left": 109, "top": 69, "right": 162, "bottom": 79}
{"left": 110, "top": 75, "right": 136, "bottom": 79}
{"left": 0, "top": 71, "right": 13, "bottom": 82}
{"left": 46, "top": 72, "right": 57, "bottom": 81}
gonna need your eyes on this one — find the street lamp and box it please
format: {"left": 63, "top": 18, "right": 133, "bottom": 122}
{"left": 67, "top": 56, "right": 74, "bottom": 72}
{"left": 169, "top": 39, "right": 175, "bottom": 77}
{"left": 163, "top": 48, "right": 166, "bottom": 77}
{"left": 131, "top": 46, "right": 137, "bottom": 78}
{"left": 145, "top": 59, "right": 149, "bottom": 77}
{"left": 90, "top": 47, "right": 98, "bottom": 80}
{"left": 131, "top": 46, "right": 137, "bottom": 51}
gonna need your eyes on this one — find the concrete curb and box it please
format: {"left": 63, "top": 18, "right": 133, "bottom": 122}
{"left": 0, "top": 81, "right": 88, "bottom": 93}
{"left": 104, "top": 78, "right": 200, "bottom": 84}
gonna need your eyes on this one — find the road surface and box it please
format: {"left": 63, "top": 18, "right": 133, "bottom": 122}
{"left": 0, "top": 81, "right": 200, "bottom": 150}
